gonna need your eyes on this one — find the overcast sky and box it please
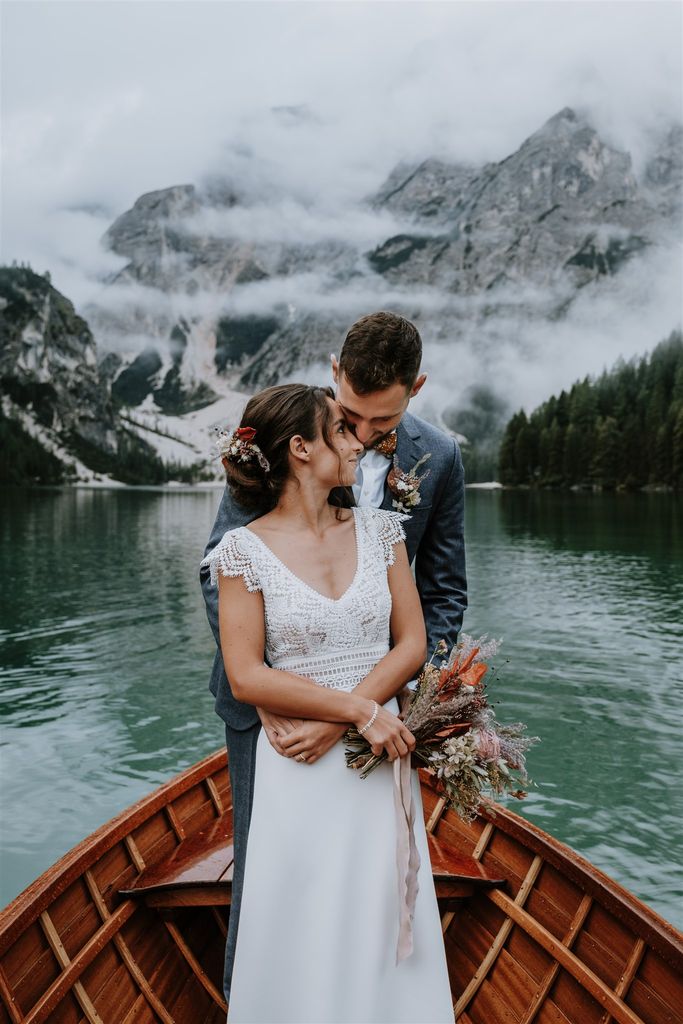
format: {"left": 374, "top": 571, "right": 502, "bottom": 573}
{"left": 3, "top": 0, "right": 681, "bottom": 256}
{"left": 1, "top": 1, "right": 681, "bottom": 410}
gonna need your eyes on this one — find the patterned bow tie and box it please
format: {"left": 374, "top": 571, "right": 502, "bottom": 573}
{"left": 371, "top": 431, "right": 398, "bottom": 459}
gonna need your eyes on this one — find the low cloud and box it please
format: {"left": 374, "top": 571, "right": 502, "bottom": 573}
{"left": 2, "top": 0, "right": 681, "bottom": 420}
{"left": 178, "top": 202, "right": 411, "bottom": 249}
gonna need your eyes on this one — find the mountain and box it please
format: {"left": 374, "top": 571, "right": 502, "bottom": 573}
{"left": 369, "top": 107, "right": 663, "bottom": 292}
{"left": 86, "top": 109, "right": 681, "bottom": 417}
{"left": 0, "top": 267, "right": 245, "bottom": 484}
{"left": 2, "top": 108, "right": 680, "bottom": 484}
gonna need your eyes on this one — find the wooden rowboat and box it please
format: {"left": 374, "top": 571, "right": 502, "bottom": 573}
{"left": 1, "top": 749, "right": 681, "bottom": 1024}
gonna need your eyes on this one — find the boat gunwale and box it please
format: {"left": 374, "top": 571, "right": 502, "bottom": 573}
{"left": 426, "top": 775, "right": 683, "bottom": 970}
{"left": 0, "top": 748, "right": 228, "bottom": 956}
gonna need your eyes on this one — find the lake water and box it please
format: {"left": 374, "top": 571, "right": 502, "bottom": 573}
{"left": 1, "top": 487, "right": 681, "bottom": 928}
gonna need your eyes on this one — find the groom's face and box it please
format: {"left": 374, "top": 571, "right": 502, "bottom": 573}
{"left": 334, "top": 372, "right": 413, "bottom": 448}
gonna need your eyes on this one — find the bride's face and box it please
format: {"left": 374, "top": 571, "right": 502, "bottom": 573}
{"left": 309, "top": 398, "right": 363, "bottom": 487}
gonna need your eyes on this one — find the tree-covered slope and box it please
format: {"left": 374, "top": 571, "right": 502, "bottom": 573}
{"left": 498, "top": 332, "right": 683, "bottom": 490}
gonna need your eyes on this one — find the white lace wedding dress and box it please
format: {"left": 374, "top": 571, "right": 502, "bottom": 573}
{"left": 202, "top": 506, "right": 454, "bottom": 1024}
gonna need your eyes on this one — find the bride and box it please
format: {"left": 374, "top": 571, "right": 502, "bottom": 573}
{"left": 202, "top": 383, "right": 454, "bottom": 1024}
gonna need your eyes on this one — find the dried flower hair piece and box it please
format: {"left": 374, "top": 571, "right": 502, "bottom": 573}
{"left": 215, "top": 425, "right": 271, "bottom": 473}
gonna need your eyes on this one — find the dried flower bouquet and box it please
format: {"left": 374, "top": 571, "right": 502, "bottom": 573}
{"left": 345, "top": 635, "right": 538, "bottom": 820}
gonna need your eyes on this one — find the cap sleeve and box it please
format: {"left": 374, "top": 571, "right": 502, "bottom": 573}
{"left": 361, "top": 507, "right": 409, "bottom": 567}
{"left": 200, "top": 529, "right": 262, "bottom": 592}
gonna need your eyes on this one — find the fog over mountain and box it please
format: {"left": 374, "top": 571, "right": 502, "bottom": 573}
{"left": 87, "top": 108, "right": 683, "bottom": 417}
{"left": 1, "top": 2, "right": 681, "bottom": 482}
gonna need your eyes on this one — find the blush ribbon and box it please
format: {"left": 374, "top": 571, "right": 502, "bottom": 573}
{"left": 393, "top": 753, "right": 421, "bottom": 963}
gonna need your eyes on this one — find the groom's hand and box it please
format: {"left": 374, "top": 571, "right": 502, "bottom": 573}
{"left": 278, "top": 720, "right": 348, "bottom": 764}
{"left": 256, "top": 708, "right": 304, "bottom": 756}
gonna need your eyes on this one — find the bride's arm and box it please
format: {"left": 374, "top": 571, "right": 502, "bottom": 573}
{"left": 358, "top": 540, "right": 425, "bottom": 696}
{"left": 277, "top": 542, "right": 426, "bottom": 762}
{"left": 218, "top": 574, "right": 415, "bottom": 755}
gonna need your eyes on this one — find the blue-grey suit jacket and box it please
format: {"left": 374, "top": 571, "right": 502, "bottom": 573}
{"left": 200, "top": 410, "right": 467, "bottom": 730}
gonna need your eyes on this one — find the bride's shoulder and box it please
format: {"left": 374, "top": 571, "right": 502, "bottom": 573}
{"left": 199, "top": 526, "right": 262, "bottom": 591}
{"left": 354, "top": 507, "right": 409, "bottom": 561}
{"left": 355, "top": 505, "right": 409, "bottom": 529}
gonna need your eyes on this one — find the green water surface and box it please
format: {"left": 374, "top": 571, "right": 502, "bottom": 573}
{"left": 0, "top": 487, "right": 681, "bottom": 927}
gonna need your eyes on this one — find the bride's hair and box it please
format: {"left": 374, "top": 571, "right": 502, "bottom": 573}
{"left": 223, "top": 383, "right": 340, "bottom": 510}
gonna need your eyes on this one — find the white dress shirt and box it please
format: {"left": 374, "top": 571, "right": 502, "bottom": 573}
{"left": 352, "top": 445, "right": 392, "bottom": 508}
{"left": 351, "top": 433, "right": 419, "bottom": 689}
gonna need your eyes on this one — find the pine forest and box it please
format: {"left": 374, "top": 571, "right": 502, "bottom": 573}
{"left": 498, "top": 331, "right": 683, "bottom": 491}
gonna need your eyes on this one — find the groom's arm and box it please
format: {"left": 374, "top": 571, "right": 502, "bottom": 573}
{"left": 201, "top": 486, "right": 302, "bottom": 740}
{"left": 415, "top": 439, "right": 467, "bottom": 656}
{"left": 200, "top": 485, "right": 254, "bottom": 648}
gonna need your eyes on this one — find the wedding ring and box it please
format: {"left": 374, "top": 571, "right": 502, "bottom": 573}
{"left": 296, "top": 753, "right": 307, "bottom": 762}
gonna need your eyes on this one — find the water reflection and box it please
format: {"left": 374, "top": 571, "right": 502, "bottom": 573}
{"left": 0, "top": 487, "right": 221, "bottom": 900}
{"left": 465, "top": 490, "right": 683, "bottom": 926}
{"left": 1, "top": 487, "right": 681, "bottom": 928}
{"left": 497, "top": 489, "right": 682, "bottom": 561}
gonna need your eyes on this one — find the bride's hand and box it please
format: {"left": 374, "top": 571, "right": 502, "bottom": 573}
{"left": 256, "top": 707, "right": 304, "bottom": 755}
{"left": 355, "top": 700, "right": 416, "bottom": 762}
{"left": 278, "top": 721, "right": 347, "bottom": 764}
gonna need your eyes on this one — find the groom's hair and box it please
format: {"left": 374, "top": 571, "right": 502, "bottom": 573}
{"left": 339, "top": 311, "right": 422, "bottom": 394}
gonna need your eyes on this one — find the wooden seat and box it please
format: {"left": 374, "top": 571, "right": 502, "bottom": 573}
{"left": 429, "top": 832, "right": 504, "bottom": 903}
{"left": 120, "top": 810, "right": 234, "bottom": 908}
{"left": 120, "top": 808, "right": 502, "bottom": 909}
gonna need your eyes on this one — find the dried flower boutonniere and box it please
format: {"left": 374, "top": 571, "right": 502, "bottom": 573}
{"left": 387, "top": 453, "right": 431, "bottom": 514}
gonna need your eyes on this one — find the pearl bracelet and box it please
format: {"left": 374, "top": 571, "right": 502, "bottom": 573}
{"left": 359, "top": 700, "right": 379, "bottom": 736}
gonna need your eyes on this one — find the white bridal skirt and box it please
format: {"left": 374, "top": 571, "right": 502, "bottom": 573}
{"left": 228, "top": 698, "right": 455, "bottom": 1024}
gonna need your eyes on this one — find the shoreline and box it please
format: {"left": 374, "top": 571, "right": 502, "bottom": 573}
{"left": 0, "top": 481, "right": 678, "bottom": 495}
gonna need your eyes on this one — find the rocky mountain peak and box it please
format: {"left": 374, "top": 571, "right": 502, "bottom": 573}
{"left": 534, "top": 105, "right": 579, "bottom": 135}
{"left": 494, "top": 106, "right": 635, "bottom": 206}
{"left": 76, "top": 107, "right": 681, "bottom": 439}
{"left": 103, "top": 184, "right": 199, "bottom": 256}
{"left": 643, "top": 124, "right": 683, "bottom": 219}
{"left": 0, "top": 266, "right": 97, "bottom": 378}
{"left": 371, "top": 158, "right": 476, "bottom": 222}
{"left": 0, "top": 266, "right": 229, "bottom": 484}
{"left": 368, "top": 107, "right": 655, "bottom": 292}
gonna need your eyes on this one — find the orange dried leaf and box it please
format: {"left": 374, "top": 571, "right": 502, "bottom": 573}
{"left": 438, "top": 666, "right": 455, "bottom": 687}
{"left": 456, "top": 647, "right": 480, "bottom": 675}
{"left": 459, "top": 663, "right": 488, "bottom": 687}
{"left": 435, "top": 723, "right": 471, "bottom": 738}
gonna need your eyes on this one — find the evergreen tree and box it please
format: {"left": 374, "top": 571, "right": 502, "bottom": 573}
{"left": 545, "top": 418, "right": 565, "bottom": 486}
{"left": 563, "top": 423, "right": 582, "bottom": 484}
{"left": 513, "top": 413, "right": 534, "bottom": 483}
{"left": 672, "top": 404, "right": 683, "bottom": 490}
{"left": 591, "top": 416, "right": 621, "bottom": 489}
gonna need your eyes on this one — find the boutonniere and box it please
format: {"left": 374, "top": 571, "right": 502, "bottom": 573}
{"left": 387, "top": 453, "right": 431, "bottom": 514}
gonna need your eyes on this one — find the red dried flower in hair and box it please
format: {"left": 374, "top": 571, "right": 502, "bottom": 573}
{"left": 237, "top": 427, "right": 257, "bottom": 441}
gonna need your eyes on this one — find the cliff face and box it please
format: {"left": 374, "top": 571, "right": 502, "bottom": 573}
{"left": 0, "top": 267, "right": 236, "bottom": 484}
{"left": 369, "top": 108, "right": 665, "bottom": 292}
{"left": 87, "top": 107, "right": 681, "bottom": 413}
{"left": 0, "top": 267, "right": 120, "bottom": 479}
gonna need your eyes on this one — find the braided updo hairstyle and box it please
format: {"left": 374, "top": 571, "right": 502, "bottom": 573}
{"left": 223, "top": 383, "right": 340, "bottom": 511}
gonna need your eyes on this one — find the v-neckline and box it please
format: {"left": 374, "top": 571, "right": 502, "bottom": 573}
{"left": 243, "top": 507, "right": 363, "bottom": 604}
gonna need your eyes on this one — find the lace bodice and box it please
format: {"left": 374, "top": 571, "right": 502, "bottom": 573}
{"left": 201, "top": 507, "right": 408, "bottom": 690}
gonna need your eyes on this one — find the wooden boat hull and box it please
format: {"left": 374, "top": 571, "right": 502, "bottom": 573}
{"left": 1, "top": 749, "right": 681, "bottom": 1024}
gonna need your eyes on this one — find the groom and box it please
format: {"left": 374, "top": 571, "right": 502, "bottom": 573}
{"left": 200, "top": 310, "right": 467, "bottom": 1001}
